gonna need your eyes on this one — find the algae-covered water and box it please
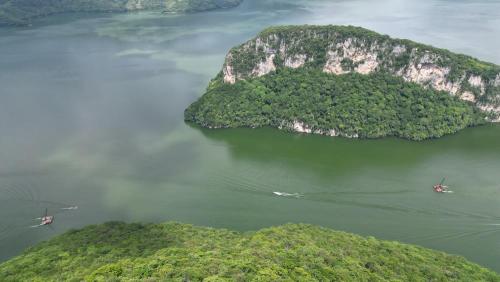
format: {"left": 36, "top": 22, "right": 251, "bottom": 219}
{"left": 0, "top": 0, "right": 499, "bottom": 271}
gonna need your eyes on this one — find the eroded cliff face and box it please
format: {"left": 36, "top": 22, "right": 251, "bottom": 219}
{"left": 279, "top": 121, "right": 360, "bottom": 138}
{"left": 222, "top": 26, "right": 500, "bottom": 122}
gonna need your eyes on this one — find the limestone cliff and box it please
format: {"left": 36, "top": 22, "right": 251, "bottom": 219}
{"left": 222, "top": 25, "right": 500, "bottom": 121}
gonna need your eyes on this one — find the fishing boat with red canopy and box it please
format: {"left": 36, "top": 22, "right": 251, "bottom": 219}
{"left": 433, "top": 178, "right": 451, "bottom": 193}
{"left": 31, "top": 208, "right": 54, "bottom": 228}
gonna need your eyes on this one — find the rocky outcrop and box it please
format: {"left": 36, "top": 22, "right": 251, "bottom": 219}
{"left": 278, "top": 121, "right": 363, "bottom": 138}
{"left": 323, "top": 38, "right": 379, "bottom": 75}
{"left": 252, "top": 54, "right": 276, "bottom": 77}
{"left": 285, "top": 54, "right": 307, "bottom": 68}
{"left": 399, "top": 52, "right": 461, "bottom": 95}
{"left": 478, "top": 105, "right": 500, "bottom": 122}
{"left": 221, "top": 25, "right": 500, "bottom": 122}
{"left": 494, "top": 74, "right": 500, "bottom": 87}
{"left": 223, "top": 54, "right": 237, "bottom": 84}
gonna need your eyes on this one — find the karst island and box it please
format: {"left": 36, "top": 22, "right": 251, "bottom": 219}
{"left": 185, "top": 25, "right": 500, "bottom": 140}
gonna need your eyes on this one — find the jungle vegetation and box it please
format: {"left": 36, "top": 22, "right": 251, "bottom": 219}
{"left": 186, "top": 26, "right": 499, "bottom": 139}
{"left": 0, "top": 222, "right": 498, "bottom": 281}
{"left": 185, "top": 68, "right": 485, "bottom": 140}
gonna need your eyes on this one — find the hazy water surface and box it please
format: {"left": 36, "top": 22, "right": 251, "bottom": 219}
{"left": 1, "top": 0, "right": 500, "bottom": 271}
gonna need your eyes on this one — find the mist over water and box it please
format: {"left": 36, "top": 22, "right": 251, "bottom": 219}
{"left": 1, "top": 0, "right": 500, "bottom": 271}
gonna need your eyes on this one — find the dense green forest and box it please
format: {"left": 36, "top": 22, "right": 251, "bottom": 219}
{"left": 186, "top": 69, "right": 485, "bottom": 140}
{"left": 0, "top": 222, "right": 498, "bottom": 281}
{"left": 0, "top": 0, "right": 242, "bottom": 25}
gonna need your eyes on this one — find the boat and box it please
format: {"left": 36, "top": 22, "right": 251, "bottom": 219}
{"left": 31, "top": 208, "right": 54, "bottom": 228}
{"left": 433, "top": 178, "right": 451, "bottom": 193}
{"left": 273, "top": 192, "right": 302, "bottom": 198}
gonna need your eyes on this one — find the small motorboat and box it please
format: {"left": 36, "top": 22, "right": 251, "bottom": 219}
{"left": 273, "top": 192, "right": 303, "bottom": 198}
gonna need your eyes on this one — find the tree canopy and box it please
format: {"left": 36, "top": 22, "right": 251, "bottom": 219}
{"left": 186, "top": 69, "right": 485, "bottom": 140}
{"left": 1, "top": 222, "right": 498, "bottom": 281}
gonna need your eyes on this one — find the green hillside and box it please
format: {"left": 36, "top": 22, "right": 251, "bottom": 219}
{"left": 186, "top": 69, "right": 485, "bottom": 141}
{"left": 0, "top": 222, "right": 498, "bottom": 281}
{"left": 185, "top": 25, "right": 500, "bottom": 140}
{"left": 0, "top": 0, "right": 243, "bottom": 26}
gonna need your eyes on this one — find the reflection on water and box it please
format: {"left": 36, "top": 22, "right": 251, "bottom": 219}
{"left": 0, "top": 0, "right": 500, "bottom": 271}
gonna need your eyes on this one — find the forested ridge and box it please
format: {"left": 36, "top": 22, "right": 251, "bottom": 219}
{"left": 186, "top": 68, "right": 485, "bottom": 140}
{"left": 229, "top": 25, "right": 500, "bottom": 87}
{"left": 0, "top": 222, "right": 498, "bottom": 281}
{"left": 185, "top": 25, "right": 500, "bottom": 138}
{"left": 0, "top": 0, "right": 243, "bottom": 25}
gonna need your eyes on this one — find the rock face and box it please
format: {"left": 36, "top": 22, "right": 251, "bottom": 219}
{"left": 222, "top": 25, "right": 500, "bottom": 122}
{"left": 323, "top": 38, "right": 379, "bottom": 75}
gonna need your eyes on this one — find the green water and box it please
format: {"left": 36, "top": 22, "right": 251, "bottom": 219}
{"left": 0, "top": 0, "right": 499, "bottom": 272}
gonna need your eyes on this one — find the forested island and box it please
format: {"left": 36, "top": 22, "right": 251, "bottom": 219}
{"left": 0, "top": 222, "right": 498, "bottom": 281}
{"left": 185, "top": 25, "right": 500, "bottom": 140}
{"left": 0, "top": 0, "right": 243, "bottom": 26}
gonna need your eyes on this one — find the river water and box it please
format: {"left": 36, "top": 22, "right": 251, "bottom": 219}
{"left": 0, "top": 0, "right": 499, "bottom": 271}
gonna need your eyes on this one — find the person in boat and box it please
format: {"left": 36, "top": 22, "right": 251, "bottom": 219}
{"left": 433, "top": 178, "right": 449, "bottom": 193}
{"left": 434, "top": 184, "right": 445, "bottom": 193}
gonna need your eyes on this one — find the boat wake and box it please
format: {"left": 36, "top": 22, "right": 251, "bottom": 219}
{"left": 0, "top": 181, "right": 78, "bottom": 240}
{"left": 206, "top": 170, "right": 499, "bottom": 222}
{"left": 273, "top": 192, "right": 303, "bottom": 198}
